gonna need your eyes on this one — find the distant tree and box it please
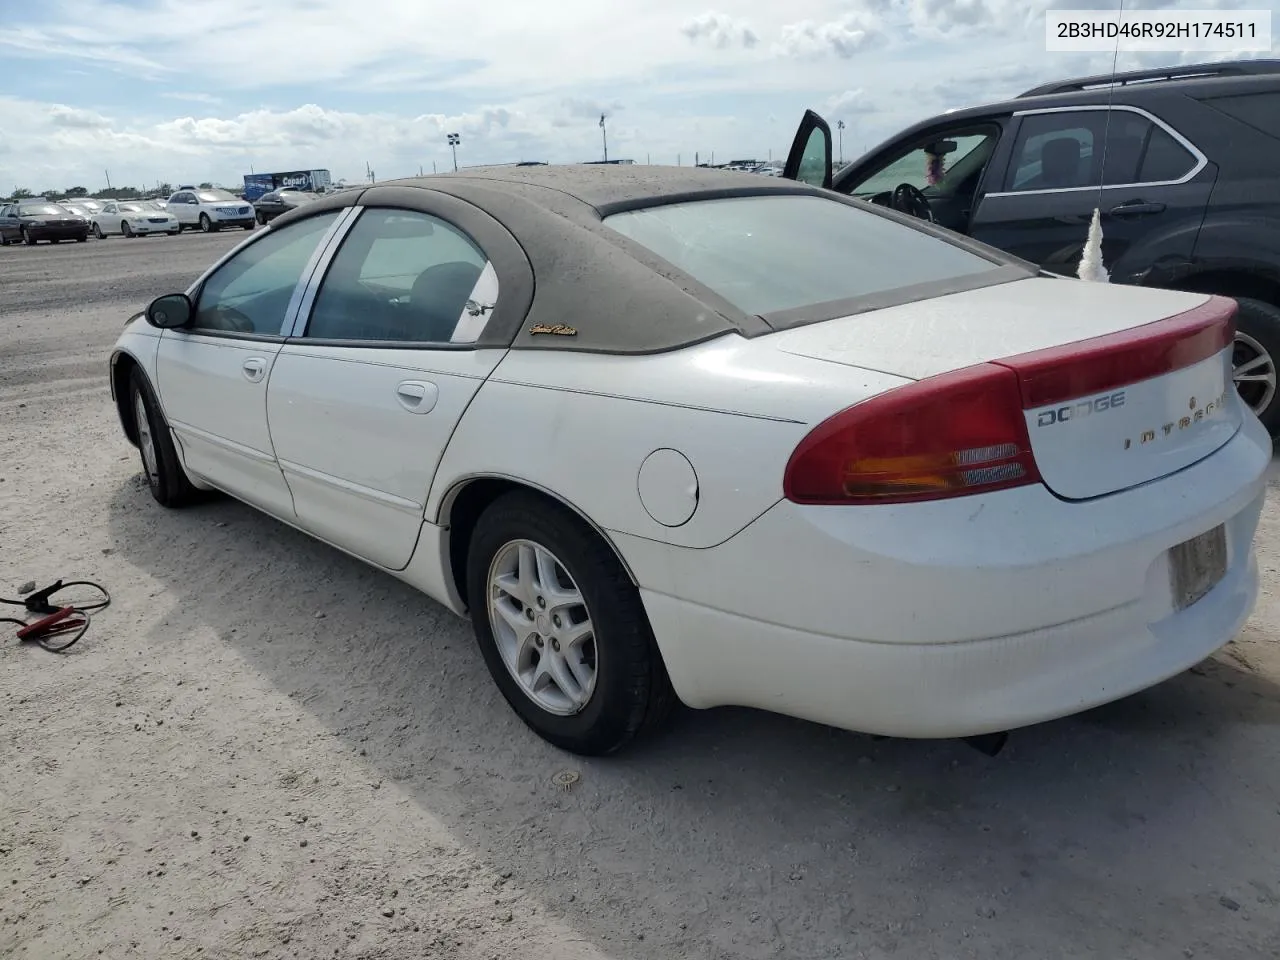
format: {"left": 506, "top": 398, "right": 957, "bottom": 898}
{"left": 10, "top": 187, "right": 33, "bottom": 200}
{"left": 39, "top": 188, "right": 65, "bottom": 201}
{"left": 64, "top": 185, "right": 88, "bottom": 197}
{"left": 198, "top": 181, "right": 213, "bottom": 189}
{"left": 158, "top": 182, "right": 172, "bottom": 196}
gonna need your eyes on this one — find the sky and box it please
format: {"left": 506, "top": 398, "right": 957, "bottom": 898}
{"left": 0, "top": 0, "right": 1271, "bottom": 194}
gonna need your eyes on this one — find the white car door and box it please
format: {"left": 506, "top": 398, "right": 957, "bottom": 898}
{"left": 265, "top": 200, "right": 515, "bottom": 570}
{"left": 154, "top": 209, "right": 347, "bottom": 517}
{"left": 96, "top": 202, "right": 117, "bottom": 234}
{"left": 170, "top": 192, "right": 195, "bottom": 226}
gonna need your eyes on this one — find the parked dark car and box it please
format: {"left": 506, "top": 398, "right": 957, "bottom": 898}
{"left": 253, "top": 188, "right": 318, "bottom": 224}
{"left": 0, "top": 200, "right": 90, "bottom": 245}
{"left": 783, "top": 59, "right": 1280, "bottom": 434}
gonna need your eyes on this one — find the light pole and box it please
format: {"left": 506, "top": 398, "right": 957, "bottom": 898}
{"left": 837, "top": 120, "right": 845, "bottom": 166}
{"left": 447, "top": 132, "right": 460, "bottom": 172}
{"left": 599, "top": 114, "right": 608, "bottom": 163}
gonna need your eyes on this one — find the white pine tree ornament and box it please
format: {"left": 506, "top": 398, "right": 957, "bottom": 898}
{"left": 1077, "top": 207, "right": 1109, "bottom": 283}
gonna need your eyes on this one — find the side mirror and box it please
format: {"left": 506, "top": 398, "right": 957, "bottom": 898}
{"left": 782, "top": 109, "right": 834, "bottom": 189}
{"left": 146, "top": 293, "right": 192, "bottom": 329}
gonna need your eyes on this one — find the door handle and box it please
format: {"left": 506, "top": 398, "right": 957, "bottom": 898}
{"left": 241, "top": 357, "right": 266, "bottom": 382}
{"left": 1108, "top": 200, "right": 1166, "bottom": 217}
{"left": 395, "top": 380, "right": 438, "bottom": 414}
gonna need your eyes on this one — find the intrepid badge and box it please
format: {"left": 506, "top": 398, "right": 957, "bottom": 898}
{"left": 1122, "top": 389, "right": 1230, "bottom": 450}
{"left": 529, "top": 323, "right": 577, "bottom": 337}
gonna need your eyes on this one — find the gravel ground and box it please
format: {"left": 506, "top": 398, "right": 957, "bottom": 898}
{"left": 2, "top": 233, "right": 1279, "bottom": 960}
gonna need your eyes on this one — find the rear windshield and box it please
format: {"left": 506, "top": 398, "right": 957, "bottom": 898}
{"left": 604, "top": 194, "right": 1000, "bottom": 317}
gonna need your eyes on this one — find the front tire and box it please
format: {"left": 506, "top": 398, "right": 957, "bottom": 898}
{"left": 199, "top": 213, "right": 213, "bottom": 233}
{"left": 121, "top": 221, "right": 133, "bottom": 238}
{"left": 128, "top": 368, "right": 199, "bottom": 508}
{"left": 466, "top": 491, "right": 674, "bottom": 755}
{"left": 1232, "top": 297, "right": 1280, "bottom": 437}
{"left": 22, "top": 228, "right": 34, "bottom": 245}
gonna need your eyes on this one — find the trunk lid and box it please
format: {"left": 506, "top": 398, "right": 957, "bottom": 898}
{"left": 771, "top": 278, "right": 1242, "bottom": 501}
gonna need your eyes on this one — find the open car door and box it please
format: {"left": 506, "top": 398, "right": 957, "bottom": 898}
{"left": 782, "top": 109, "right": 834, "bottom": 189}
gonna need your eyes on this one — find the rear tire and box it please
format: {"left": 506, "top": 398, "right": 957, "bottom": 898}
{"left": 128, "top": 368, "right": 199, "bottom": 508}
{"left": 466, "top": 491, "right": 675, "bottom": 756}
{"left": 1232, "top": 297, "right": 1280, "bottom": 437}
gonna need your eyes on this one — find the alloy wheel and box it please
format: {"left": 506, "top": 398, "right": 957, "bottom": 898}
{"left": 487, "top": 539, "right": 598, "bottom": 716}
{"left": 1232, "top": 331, "right": 1277, "bottom": 419}
{"left": 133, "top": 392, "right": 159, "bottom": 489}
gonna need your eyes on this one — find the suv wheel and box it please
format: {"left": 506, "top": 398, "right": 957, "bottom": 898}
{"left": 1232, "top": 297, "right": 1280, "bottom": 435}
{"left": 199, "top": 213, "right": 213, "bottom": 232}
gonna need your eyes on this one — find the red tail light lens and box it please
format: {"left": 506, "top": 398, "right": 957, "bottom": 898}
{"left": 783, "top": 363, "right": 1041, "bottom": 505}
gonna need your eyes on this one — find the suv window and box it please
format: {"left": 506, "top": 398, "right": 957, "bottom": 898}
{"left": 1004, "top": 109, "right": 1196, "bottom": 191}
{"left": 304, "top": 208, "right": 490, "bottom": 343}
{"left": 192, "top": 211, "right": 340, "bottom": 335}
{"left": 1200, "top": 92, "right": 1280, "bottom": 140}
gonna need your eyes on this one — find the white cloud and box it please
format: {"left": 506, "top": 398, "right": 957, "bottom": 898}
{"left": 159, "top": 92, "right": 224, "bottom": 105}
{"left": 826, "top": 89, "right": 877, "bottom": 115}
{"left": 681, "top": 12, "right": 760, "bottom": 49}
{"left": 47, "top": 104, "right": 112, "bottom": 129}
{"left": 773, "top": 15, "right": 880, "bottom": 59}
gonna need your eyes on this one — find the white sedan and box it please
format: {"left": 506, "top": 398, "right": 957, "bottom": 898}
{"left": 108, "top": 166, "right": 1269, "bottom": 756}
{"left": 91, "top": 200, "right": 179, "bottom": 238}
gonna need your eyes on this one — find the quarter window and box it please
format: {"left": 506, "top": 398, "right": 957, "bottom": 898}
{"left": 303, "top": 208, "right": 492, "bottom": 343}
{"left": 1004, "top": 109, "right": 1196, "bottom": 192}
{"left": 192, "top": 211, "right": 340, "bottom": 335}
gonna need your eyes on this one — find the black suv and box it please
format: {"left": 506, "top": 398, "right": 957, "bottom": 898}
{"left": 783, "top": 59, "right": 1280, "bottom": 434}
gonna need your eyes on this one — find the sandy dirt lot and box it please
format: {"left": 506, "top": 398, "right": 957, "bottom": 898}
{"left": 2, "top": 233, "right": 1279, "bottom": 960}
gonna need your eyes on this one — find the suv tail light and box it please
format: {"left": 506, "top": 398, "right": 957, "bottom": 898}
{"left": 783, "top": 363, "right": 1040, "bottom": 505}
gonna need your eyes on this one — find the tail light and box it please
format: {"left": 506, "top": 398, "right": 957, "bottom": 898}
{"left": 782, "top": 294, "right": 1237, "bottom": 506}
{"left": 783, "top": 363, "right": 1040, "bottom": 505}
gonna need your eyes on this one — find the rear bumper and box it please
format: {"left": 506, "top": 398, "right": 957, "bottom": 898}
{"left": 617, "top": 413, "right": 1271, "bottom": 738}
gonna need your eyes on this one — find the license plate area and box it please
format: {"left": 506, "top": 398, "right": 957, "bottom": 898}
{"left": 1169, "top": 524, "right": 1227, "bottom": 611}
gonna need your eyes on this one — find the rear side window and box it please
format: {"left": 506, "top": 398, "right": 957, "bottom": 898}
{"left": 1200, "top": 92, "right": 1280, "bottom": 140}
{"left": 1004, "top": 109, "right": 1197, "bottom": 191}
{"left": 604, "top": 195, "right": 998, "bottom": 317}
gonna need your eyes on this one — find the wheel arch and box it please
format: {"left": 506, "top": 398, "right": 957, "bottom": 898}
{"left": 110, "top": 349, "right": 143, "bottom": 447}
{"left": 436, "top": 474, "right": 639, "bottom": 611}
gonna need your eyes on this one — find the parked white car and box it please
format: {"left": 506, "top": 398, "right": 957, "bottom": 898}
{"left": 109, "top": 167, "right": 1268, "bottom": 757}
{"left": 91, "top": 200, "right": 180, "bottom": 238}
{"left": 166, "top": 187, "right": 256, "bottom": 233}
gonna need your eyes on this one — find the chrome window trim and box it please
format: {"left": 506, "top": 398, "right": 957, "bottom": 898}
{"left": 279, "top": 206, "right": 360, "bottom": 336}
{"left": 984, "top": 104, "right": 1208, "bottom": 198}
{"left": 286, "top": 204, "right": 366, "bottom": 338}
